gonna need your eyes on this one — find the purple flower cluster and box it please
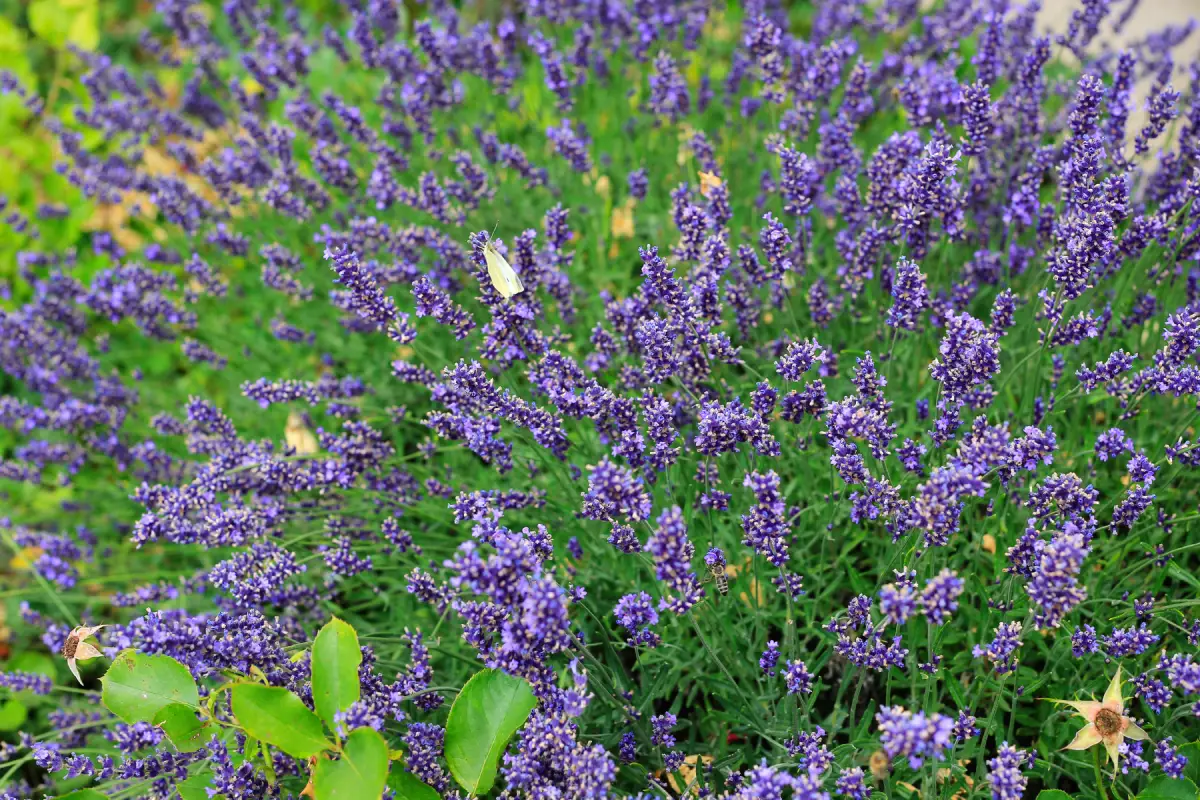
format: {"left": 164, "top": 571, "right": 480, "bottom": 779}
{"left": 876, "top": 706, "right": 955, "bottom": 769}
{"left": 3, "top": 0, "right": 1200, "bottom": 796}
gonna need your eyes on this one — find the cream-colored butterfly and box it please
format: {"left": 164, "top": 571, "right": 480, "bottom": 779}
{"left": 698, "top": 170, "right": 723, "bottom": 199}
{"left": 285, "top": 411, "right": 319, "bottom": 455}
{"left": 483, "top": 233, "right": 524, "bottom": 300}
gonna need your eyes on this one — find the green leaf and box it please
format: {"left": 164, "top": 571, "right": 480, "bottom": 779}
{"left": 53, "top": 790, "right": 110, "bottom": 799}
{"left": 27, "top": 0, "right": 98, "bottom": 49}
{"left": 0, "top": 698, "right": 28, "bottom": 732}
{"left": 174, "top": 772, "right": 218, "bottom": 800}
{"left": 101, "top": 650, "right": 199, "bottom": 724}
{"left": 1168, "top": 563, "right": 1200, "bottom": 593}
{"left": 444, "top": 669, "right": 537, "bottom": 795}
{"left": 1180, "top": 741, "right": 1200, "bottom": 786}
{"left": 1137, "top": 777, "right": 1200, "bottom": 800}
{"left": 0, "top": 17, "right": 34, "bottom": 133}
{"left": 66, "top": 2, "right": 99, "bottom": 50}
{"left": 174, "top": 745, "right": 249, "bottom": 799}
{"left": 387, "top": 770, "right": 441, "bottom": 800}
{"left": 152, "top": 703, "right": 210, "bottom": 753}
{"left": 7, "top": 651, "right": 56, "bottom": 682}
{"left": 230, "top": 683, "right": 332, "bottom": 759}
{"left": 944, "top": 675, "right": 967, "bottom": 711}
{"left": 259, "top": 739, "right": 278, "bottom": 785}
{"left": 1035, "top": 792, "right": 1073, "bottom": 800}
{"left": 311, "top": 616, "right": 362, "bottom": 730}
{"left": 313, "top": 727, "right": 390, "bottom": 800}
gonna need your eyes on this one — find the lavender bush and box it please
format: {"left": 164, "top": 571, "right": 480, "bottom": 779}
{"left": 2, "top": 0, "right": 1200, "bottom": 798}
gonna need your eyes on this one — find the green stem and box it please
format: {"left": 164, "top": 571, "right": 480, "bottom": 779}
{"left": 1093, "top": 747, "right": 1110, "bottom": 800}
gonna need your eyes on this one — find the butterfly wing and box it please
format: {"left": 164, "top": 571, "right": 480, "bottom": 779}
{"left": 484, "top": 243, "right": 523, "bottom": 299}
{"left": 483, "top": 244, "right": 513, "bottom": 299}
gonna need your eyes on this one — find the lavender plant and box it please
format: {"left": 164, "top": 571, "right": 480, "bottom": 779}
{"left": 2, "top": 0, "right": 1200, "bottom": 798}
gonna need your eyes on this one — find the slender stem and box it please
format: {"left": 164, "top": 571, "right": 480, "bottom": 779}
{"left": 1093, "top": 747, "right": 1110, "bottom": 800}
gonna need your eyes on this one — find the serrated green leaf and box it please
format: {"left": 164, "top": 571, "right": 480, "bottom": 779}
{"left": 152, "top": 702, "right": 210, "bottom": 752}
{"left": 1137, "top": 777, "right": 1200, "bottom": 800}
{"left": 387, "top": 769, "right": 441, "bottom": 800}
{"left": 229, "top": 683, "right": 332, "bottom": 759}
{"left": 444, "top": 669, "right": 536, "bottom": 795}
{"left": 101, "top": 650, "right": 199, "bottom": 724}
{"left": 311, "top": 616, "right": 362, "bottom": 730}
{"left": 313, "top": 727, "right": 390, "bottom": 800}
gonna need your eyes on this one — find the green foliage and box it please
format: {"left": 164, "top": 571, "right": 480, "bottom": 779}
{"left": 100, "top": 650, "right": 199, "bottom": 724}
{"left": 313, "top": 727, "right": 390, "bottom": 800}
{"left": 0, "top": 697, "right": 28, "bottom": 732}
{"left": 27, "top": 0, "right": 99, "bottom": 50}
{"left": 311, "top": 616, "right": 363, "bottom": 731}
{"left": 229, "top": 683, "right": 333, "bottom": 759}
{"left": 152, "top": 703, "right": 212, "bottom": 753}
{"left": 387, "top": 770, "right": 442, "bottom": 800}
{"left": 3, "top": 2, "right": 1200, "bottom": 798}
{"left": 1136, "top": 777, "right": 1200, "bottom": 800}
{"left": 444, "top": 669, "right": 537, "bottom": 795}
{"left": 173, "top": 773, "right": 217, "bottom": 800}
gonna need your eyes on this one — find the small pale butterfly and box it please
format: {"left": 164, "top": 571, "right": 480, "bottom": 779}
{"left": 698, "top": 170, "right": 723, "bottom": 198}
{"left": 483, "top": 234, "right": 525, "bottom": 300}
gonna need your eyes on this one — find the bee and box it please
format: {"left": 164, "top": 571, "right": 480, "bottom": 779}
{"left": 708, "top": 562, "right": 729, "bottom": 596}
{"left": 703, "top": 547, "right": 729, "bottom": 596}
{"left": 482, "top": 231, "right": 524, "bottom": 300}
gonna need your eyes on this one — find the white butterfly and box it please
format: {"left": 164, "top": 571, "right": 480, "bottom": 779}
{"left": 483, "top": 237, "right": 525, "bottom": 300}
{"left": 285, "top": 411, "right": 319, "bottom": 455}
{"left": 63, "top": 623, "right": 107, "bottom": 685}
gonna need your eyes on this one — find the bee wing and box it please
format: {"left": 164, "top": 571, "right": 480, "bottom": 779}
{"left": 73, "top": 641, "right": 103, "bottom": 661}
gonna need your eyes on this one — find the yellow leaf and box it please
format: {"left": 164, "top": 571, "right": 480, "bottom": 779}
{"left": 67, "top": 2, "right": 99, "bottom": 49}
{"left": 10, "top": 546, "right": 44, "bottom": 571}
{"left": 666, "top": 754, "right": 714, "bottom": 796}
{"left": 28, "top": 0, "right": 98, "bottom": 50}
